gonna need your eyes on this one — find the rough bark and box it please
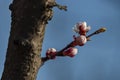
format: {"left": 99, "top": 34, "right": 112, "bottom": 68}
{"left": 1, "top": 0, "right": 53, "bottom": 80}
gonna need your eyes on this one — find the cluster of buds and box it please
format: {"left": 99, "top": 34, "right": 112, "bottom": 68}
{"left": 45, "top": 21, "right": 106, "bottom": 60}
{"left": 46, "top": 47, "right": 78, "bottom": 59}
{"left": 46, "top": 22, "right": 91, "bottom": 59}
{"left": 72, "top": 21, "right": 91, "bottom": 46}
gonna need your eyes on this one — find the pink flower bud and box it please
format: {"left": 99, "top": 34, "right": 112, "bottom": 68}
{"left": 46, "top": 48, "right": 57, "bottom": 59}
{"left": 74, "top": 35, "right": 87, "bottom": 46}
{"left": 73, "top": 21, "right": 91, "bottom": 35}
{"left": 63, "top": 47, "right": 78, "bottom": 57}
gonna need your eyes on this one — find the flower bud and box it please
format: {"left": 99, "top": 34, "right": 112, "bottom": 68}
{"left": 46, "top": 48, "right": 57, "bottom": 59}
{"left": 74, "top": 35, "right": 87, "bottom": 46}
{"left": 63, "top": 47, "right": 78, "bottom": 57}
{"left": 73, "top": 21, "right": 91, "bottom": 35}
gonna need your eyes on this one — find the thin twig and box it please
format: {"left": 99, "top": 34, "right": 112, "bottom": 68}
{"left": 54, "top": 2, "right": 67, "bottom": 11}
{"left": 87, "top": 27, "right": 106, "bottom": 38}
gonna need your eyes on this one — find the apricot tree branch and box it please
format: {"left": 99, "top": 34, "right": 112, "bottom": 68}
{"left": 42, "top": 27, "right": 106, "bottom": 63}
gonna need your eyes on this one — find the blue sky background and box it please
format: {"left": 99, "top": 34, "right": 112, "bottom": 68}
{"left": 0, "top": 0, "right": 120, "bottom": 80}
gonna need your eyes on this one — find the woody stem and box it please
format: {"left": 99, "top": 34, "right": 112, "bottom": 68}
{"left": 87, "top": 27, "right": 106, "bottom": 38}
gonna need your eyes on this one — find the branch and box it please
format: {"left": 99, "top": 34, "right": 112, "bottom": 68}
{"left": 45, "top": 0, "right": 67, "bottom": 11}
{"left": 86, "top": 27, "right": 106, "bottom": 38}
{"left": 42, "top": 27, "right": 106, "bottom": 63}
{"left": 54, "top": 3, "right": 67, "bottom": 11}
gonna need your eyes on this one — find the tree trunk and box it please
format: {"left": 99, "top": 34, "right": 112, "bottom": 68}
{"left": 1, "top": 0, "right": 52, "bottom": 80}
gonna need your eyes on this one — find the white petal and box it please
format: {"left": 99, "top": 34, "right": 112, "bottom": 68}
{"left": 76, "top": 35, "right": 87, "bottom": 44}
{"left": 51, "top": 48, "right": 56, "bottom": 52}
{"left": 71, "top": 48, "right": 78, "bottom": 55}
{"left": 80, "top": 35, "right": 87, "bottom": 44}
{"left": 73, "top": 25, "right": 79, "bottom": 33}
{"left": 82, "top": 21, "right": 87, "bottom": 27}
{"left": 86, "top": 26, "right": 91, "bottom": 31}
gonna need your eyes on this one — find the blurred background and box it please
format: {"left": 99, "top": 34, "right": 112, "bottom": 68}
{"left": 0, "top": 0, "right": 120, "bottom": 80}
